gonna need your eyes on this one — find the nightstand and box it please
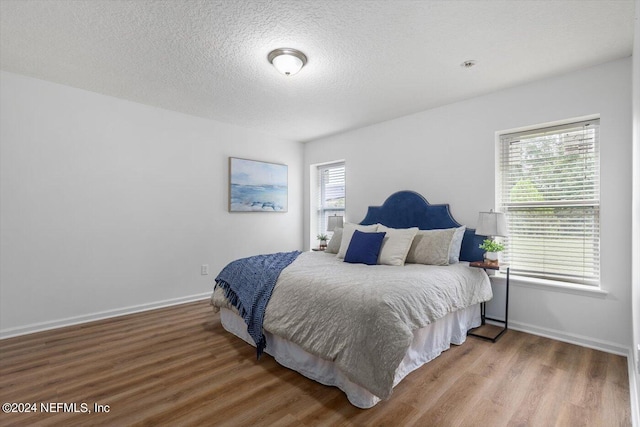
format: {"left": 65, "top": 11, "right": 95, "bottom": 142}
{"left": 467, "top": 261, "right": 510, "bottom": 342}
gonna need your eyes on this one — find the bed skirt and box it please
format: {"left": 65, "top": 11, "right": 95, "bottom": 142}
{"left": 219, "top": 304, "right": 481, "bottom": 408}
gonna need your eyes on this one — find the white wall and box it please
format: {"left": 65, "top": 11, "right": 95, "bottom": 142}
{"left": 631, "top": 0, "right": 640, "bottom": 420}
{"left": 305, "top": 58, "right": 632, "bottom": 353}
{"left": 0, "top": 71, "right": 303, "bottom": 336}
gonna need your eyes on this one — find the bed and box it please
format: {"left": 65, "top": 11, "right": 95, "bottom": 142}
{"left": 211, "top": 191, "right": 492, "bottom": 408}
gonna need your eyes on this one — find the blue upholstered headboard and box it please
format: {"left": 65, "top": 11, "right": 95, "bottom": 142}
{"left": 359, "top": 191, "right": 486, "bottom": 262}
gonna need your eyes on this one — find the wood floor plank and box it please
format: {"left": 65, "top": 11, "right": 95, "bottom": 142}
{"left": 0, "top": 300, "right": 631, "bottom": 426}
{"left": 507, "top": 363, "right": 556, "bottom": 426}
{"left": 411, "top": 372, "right": 491, "bottom": 426}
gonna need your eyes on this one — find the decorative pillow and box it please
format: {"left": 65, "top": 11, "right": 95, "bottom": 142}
{"left": 325, "top": 227, "right": 343, "bottom": 254}
{"left": 336, "top": 223, "right": 379, "bottom": 259}
{"left": 377, "top": 225, "right": 419, "bottom": 266}
{"left": 449, "top": 226, "right": 467, "bottom": 264}
{"left": 344, "top": 230, "right": 387, "bottom": 265}
{"left": 405, "top": 228, "right": 457, "bottom": 266}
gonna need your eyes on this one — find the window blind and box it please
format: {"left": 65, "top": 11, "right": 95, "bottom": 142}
{"left": 318, "top": 162, "right": 345, "bottom": 235}
{"left": 498, "top": 119, "right": 600, "bottom": 285}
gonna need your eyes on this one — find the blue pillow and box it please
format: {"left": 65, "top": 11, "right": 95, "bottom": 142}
{"left": 344, "top": 230, "right": 387, "bottom": 265}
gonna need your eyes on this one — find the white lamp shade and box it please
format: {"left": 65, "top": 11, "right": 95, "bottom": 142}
{"left": 327, "top": 215, "right": 344, "bottom": 231}
{"left": 476, "top": 210, "right": 507, "bottom": 237}
{"left": 271, "top": 54, "right": 303, "bottom": 76}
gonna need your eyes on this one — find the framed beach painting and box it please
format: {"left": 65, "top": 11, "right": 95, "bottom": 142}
{"left": 229, "top": 157, "right": 288, "bottom": 212}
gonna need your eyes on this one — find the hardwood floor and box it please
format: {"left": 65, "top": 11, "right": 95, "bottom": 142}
{"left": 0, "top": 300, "right": 631, "bottom": 426}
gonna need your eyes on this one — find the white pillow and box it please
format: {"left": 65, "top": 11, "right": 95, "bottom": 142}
{"left": 336, "top": 223, "right": 379, "bottom": 259}
{"left": 449, "top": 226, "right": 466, "bottom": 264}
{"left": 406, "top": 228, "right": 457, "bottom": 266}
{"left": 377, "top": 225, "right": 419, "bottom": 266}
{"left": 325, "top": 227, "right": 343, "bottom": 254}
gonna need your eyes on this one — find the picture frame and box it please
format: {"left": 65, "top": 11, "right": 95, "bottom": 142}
{"left": 229, "top": 157, "right": 288, "bottom": 212}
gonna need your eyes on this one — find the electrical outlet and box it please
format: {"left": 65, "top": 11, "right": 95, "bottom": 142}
{"left": 201, "top": 264, "right": 209, "bottom": 275}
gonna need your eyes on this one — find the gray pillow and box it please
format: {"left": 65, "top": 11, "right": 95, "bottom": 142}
{"left": 325, "top": 227, "right": 343, "bottom": 254}
{"left": 406, "top": 228, "right": 457, "bottom": 266}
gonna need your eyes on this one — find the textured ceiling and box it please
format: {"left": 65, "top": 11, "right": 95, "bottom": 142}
{"left": 0, "top": 0, "right": 635, "bottom": 142}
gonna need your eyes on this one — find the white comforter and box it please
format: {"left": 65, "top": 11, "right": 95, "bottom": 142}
{"left": 212, "top": 251, "right": 492, "bottom": 400}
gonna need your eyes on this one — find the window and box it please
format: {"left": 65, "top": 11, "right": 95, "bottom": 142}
{"left": 498, "top": 119, "right": 600, "bottom": 285}
{"left": 317, "top": 162, "right": 345, "bottom": 235}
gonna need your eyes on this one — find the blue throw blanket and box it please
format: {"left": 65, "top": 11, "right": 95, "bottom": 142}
{"left": 215, "top": 251, "right": 301, "bottom": 358}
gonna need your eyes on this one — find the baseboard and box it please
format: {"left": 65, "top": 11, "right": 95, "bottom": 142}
{"left": 0, "top": 292, "right": 211, "bottom": 340}
{"left": 496, "top": 319, "right": 628, "bottom": 356}
{"left": 628, "top": 348, "right": 640, "bottom": 427}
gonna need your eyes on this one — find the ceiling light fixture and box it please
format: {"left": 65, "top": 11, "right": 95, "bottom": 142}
{"left": 268, "top": 48, "right": 307, "bottom": 76}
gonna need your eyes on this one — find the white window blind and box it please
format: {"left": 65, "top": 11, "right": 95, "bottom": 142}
{"left": 318, "top": 162, "right": 345, "bottom": 235}
{"left": 498, "top": 119, "right": 600, "bottom": 285}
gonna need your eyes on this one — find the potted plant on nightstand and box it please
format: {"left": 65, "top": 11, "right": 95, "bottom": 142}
{"left": 479, "top": 238, "right": 505, "bottom": 267}
{"left": 317, "top": 234, "right": 328, "bottom": 250}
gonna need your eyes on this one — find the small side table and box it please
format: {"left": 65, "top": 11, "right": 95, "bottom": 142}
{"left": 467, "top": 261, "right": 510, "bottom": 342}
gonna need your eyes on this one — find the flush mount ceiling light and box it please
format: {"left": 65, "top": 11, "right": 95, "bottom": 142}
{"left": 268, "top": 48, "right": 307, "bottom": 76}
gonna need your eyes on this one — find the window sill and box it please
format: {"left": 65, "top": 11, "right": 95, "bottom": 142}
{"left": 492, "top": 272, "right": 609, "bottom": 298}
